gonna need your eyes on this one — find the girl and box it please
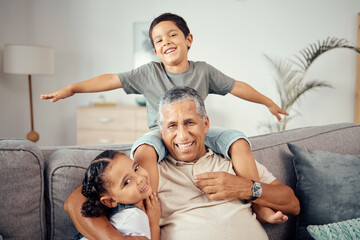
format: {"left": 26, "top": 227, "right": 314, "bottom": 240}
{"left": 72, "top": 150, "right": 161, "bottom": 240}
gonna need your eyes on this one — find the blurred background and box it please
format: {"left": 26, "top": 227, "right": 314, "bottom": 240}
{"left": 1, "top": 0, "right": 359, "bottom": 146}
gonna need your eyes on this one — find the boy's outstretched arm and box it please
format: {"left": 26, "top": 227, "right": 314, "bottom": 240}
{"left": 229, "top": 81, "right": 289, "bottom": 121}
{"left": 41, "top": 74, "right": 122, "bottom": 102}
{"left": 64, "top": 186, "right": 147, "bottom": 240}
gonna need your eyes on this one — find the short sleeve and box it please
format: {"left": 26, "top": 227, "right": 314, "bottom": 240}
{"left": 118, "top": 64, "right": 151, "bottom": 95}
{"left": 256, "top": 161, "right": 276, "bottom": 184}
{"left": 206, "top": 63, "right": 236, "bottom": 95}
{"left": 110, "top": 208, "right": 151, "bottom": 239}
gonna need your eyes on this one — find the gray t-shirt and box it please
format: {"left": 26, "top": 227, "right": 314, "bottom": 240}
{"left": 118, "top": 61, "right": 236, "bottom": 130}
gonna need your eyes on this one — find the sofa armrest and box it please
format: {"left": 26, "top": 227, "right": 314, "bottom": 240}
{"left": 0, "top": 139, "right": 46, "bottom": 240}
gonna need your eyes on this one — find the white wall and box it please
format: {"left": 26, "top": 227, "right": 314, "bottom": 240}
{"left": 1, "top": 0, "right": 359, "bottom": 146}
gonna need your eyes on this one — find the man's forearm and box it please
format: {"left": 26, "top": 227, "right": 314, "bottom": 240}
{"left": 194, "top": 172, "right": 300, "bottom": 216}
{"left": 253, "top": 180, "right": 300, "bottom": 216}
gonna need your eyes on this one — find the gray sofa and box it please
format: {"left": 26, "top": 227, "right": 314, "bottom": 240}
{"left": 1, "top": 122, "right": 359, "bottom": 240}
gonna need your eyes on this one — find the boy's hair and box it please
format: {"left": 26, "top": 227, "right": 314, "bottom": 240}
{"left": 149, "top": 13, "right": 190, "bottom": 48}
{"left": 81, "top": 150, "right": 121, "bottom": 217}
{"left": 157, "top": 86, "right": 207, "bottom": 130}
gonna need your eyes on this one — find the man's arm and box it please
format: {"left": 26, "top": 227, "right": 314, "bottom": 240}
{"left": 194, "top": 172, "right": 300, "bottom": 216}
{"left": 64, "top": 186, "right": 148, "bottom": 240}
{"left": 41, "top": 74, "right": 122, "bottom": 103}
{"left": 229, "top": 81, "right": 289, "bottom": 121}
{"left": 252, "top": 179, "right": 300, "bottom": 215}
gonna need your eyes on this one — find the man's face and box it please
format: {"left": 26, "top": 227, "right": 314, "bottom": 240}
{"left": 160, "top": 100, "right": 209, "bottom": 162}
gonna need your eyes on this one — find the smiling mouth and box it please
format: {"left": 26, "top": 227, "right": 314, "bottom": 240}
{"left": 176, "top": 142, "right": 194, "bottom": 151}
{"left": 140, "top": 183, "right": 150, "bottom": 193}
{"left": 165, "top": 48, "right": 176, "bottom": 54}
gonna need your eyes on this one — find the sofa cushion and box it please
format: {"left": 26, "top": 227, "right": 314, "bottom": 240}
{"left": 288, "top": 143, "right": 360, "bottom": 240}
{"left": 0, "top": 139, "right": 46, "bottom": 240}
{"left": 44, "top": 146, "right": 131, "bottom": 240}
{"left": 307, "top": 217, "right": 360, "bottom": 240}
{"left": 250, "top": 123, "right": 360, "bottom": 240}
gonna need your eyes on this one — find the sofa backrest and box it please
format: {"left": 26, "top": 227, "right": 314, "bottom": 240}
{"left": 250, "top": 123, "right": 360, "bottom": 240}
{"left": 1, "top": 123, "right": 359, "bottom": 240}
{"left": 43, "top": 144, "right": 132, "bottom": 240}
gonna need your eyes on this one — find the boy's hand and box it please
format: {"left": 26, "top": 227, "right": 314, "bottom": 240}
{"left": 268, "top": 103, "right": 289, "bottom": 122}
{"left": 145, "top": 192, "right": 161, "bottom": 226}
{"left": 40, "top": 86, "right": 74, "bottom": 103}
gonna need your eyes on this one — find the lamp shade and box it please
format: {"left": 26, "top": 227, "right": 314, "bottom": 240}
{"left": 3, "top": 44, "right": 54, "bottom": 75}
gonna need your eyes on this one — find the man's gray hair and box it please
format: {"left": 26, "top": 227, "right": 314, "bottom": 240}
{"left": 158, "top": 86, "right": 207, "bottom": 129}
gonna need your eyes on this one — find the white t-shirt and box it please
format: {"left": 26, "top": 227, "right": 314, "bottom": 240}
{"left": 80, "top": 207, "right": 151, "bottom": 240}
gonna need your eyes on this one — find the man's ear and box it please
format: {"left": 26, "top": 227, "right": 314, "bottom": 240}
{"left": 100, "top": 196, "right": 118, "bottom": 208}
{"left": 204, "top": 116, "right": 210, "bottom": 134}
{"left": 186, "top": 33, "right": 193, "bottom": 49}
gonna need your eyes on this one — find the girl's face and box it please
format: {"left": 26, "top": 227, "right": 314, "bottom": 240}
{"left": 100, "top": 154, "right": 152, "bottom": 208}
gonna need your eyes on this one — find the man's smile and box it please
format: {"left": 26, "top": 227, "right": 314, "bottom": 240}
{"left": 176, "top": 141, "right": 194, "bottom": 152}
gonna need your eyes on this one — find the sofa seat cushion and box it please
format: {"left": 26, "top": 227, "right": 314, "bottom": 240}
{"left": 0, "top": 139, "right": 46, "bottom": 240}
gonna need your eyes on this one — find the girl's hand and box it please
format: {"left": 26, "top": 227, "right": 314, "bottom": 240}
{"left": 40, "top": 85, "right": 74, "bottom": 103}
{"left": 145, "top": 192, "right": 161, "bottom": 226}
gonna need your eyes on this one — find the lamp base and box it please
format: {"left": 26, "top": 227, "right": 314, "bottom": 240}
{"left": 27, "top": 130, "right": 39, "bottom": 142}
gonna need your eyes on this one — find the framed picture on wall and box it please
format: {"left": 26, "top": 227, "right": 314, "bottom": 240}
{"left": 133, "top": 22, "right": 158, "bottom": 68}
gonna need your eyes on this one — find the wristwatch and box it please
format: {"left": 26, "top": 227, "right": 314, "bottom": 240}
{"left": 247, "top": 180, "right": 262, "bottom": 201}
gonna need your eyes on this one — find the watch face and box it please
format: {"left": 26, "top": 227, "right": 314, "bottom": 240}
{"left": 252, "top": 182, "right": 262, "bottom": 198}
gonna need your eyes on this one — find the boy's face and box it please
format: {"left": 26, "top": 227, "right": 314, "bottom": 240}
{"left": 151, "top": 21, "right": 193, "bottom": 71}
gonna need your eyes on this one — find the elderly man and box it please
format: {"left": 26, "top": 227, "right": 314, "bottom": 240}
{"left": 156, "top": 86, "right": 299, "bottom": 239}
{"left": 65, "top": 86, "right": 299, "bottom": 240}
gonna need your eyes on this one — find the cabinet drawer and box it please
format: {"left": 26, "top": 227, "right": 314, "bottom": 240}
{"left": 77, "top": 107, "right": 137, "bottom": 130}
{"left": 77, "top": 129, "right": 136, "bottom": 145}
{"left": 76, "top": 106, "right": 149, "bottom": 145}
{"left": 135, "top": 108, "right": 148, "bottom": 131}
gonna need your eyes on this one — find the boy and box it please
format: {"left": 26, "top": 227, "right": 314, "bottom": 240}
{"left": 43, "top": 13, "right": 288, "bottom": 232}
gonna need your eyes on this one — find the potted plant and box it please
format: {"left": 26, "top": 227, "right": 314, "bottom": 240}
{"left": 263, "top": 37, "right": 360, "bottom": 132}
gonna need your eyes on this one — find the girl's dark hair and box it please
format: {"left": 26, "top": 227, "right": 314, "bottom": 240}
{"left": 149, "top": 12, "right": 191, "bottom": 48}
{"left": 81, "top": 150, "right": 120, "bottom": 217}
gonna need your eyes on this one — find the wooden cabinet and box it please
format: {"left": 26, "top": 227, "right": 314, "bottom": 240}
{"left": 77, "top": 106, "right": 148, "bottom": 145}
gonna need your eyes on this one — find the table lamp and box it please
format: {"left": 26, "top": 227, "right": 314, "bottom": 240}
{"left": 3, "top": 44, "right": 54, "bottom": 142}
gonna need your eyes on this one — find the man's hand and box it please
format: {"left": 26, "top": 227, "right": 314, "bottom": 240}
{"left": 194, "top": 172, "right": 253, "bottom": 201}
